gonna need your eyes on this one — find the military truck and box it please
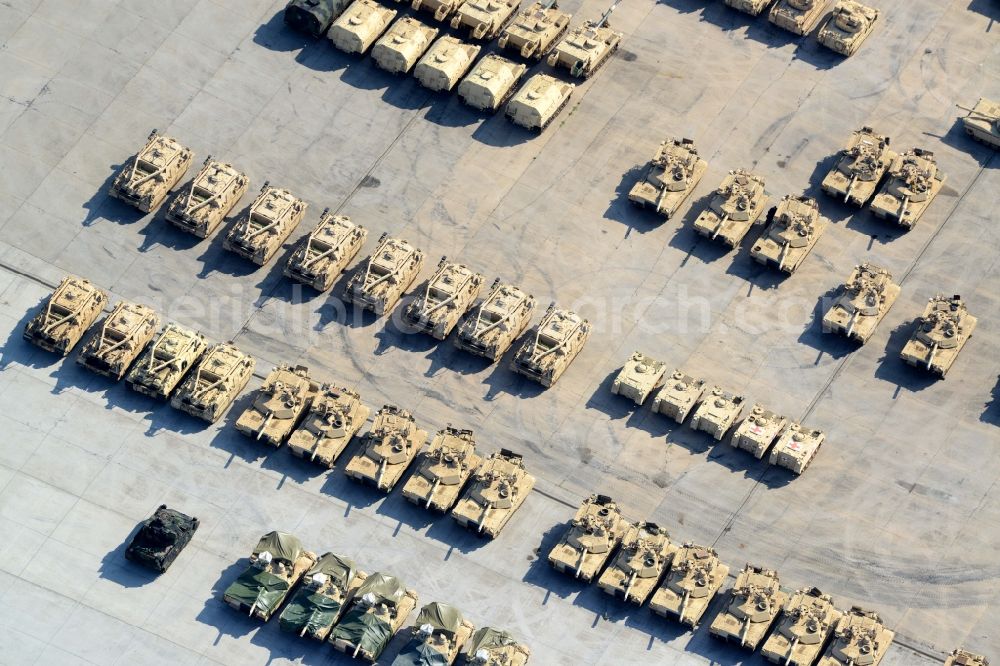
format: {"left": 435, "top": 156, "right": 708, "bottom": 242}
{"left": 690, "top": 386, "right": 745, "bottom": 441}
{"left": 414, "top": 36, "right": 482, "bottom": 92}
{"left": 328, "top": 0, "right": 398, "bottom": 54}
{"left": 278, "top": 553, "right": 366, "bottom": 640}
{"left": 77, "top": 301, "right": 159, "bottom": 380}
{"left": 505, "top": 74, "right": 574, "bottom": 131}
{"left": 822, "top": 263, "right": 900, "bottom": 344}
{"left": 124, "top": 505, "right": 199, "bottom": 573}
{"left": 750, "top": 195, "right": 828, "bottom": 274}
{"left": 330, "top": 572, "right": 419, "bottom": 661}
{"left": 411, "top": 0, "right": 464, "bottom": 22}
{"left": 285, "top": 0, "right": 350, "bottom": 36}
{"left": 731, "top": 404, "right": 788, "bottom": 459}
{"left": 652, "top": 370, "right": 706, "bottom": 424}
{"left": 464, "top": 627, "right": 531, "bottom": 666}
{"left": 769, "top": 422, "right": 825, "bottom": 474}
{"left": 344, "top": 233, "right": 425, "bottom": 315}
{"left": 817, "top": 606, "right": 895, "bottom": 666}
{"left": 109, "top": 130, "right": 194, "bottom": 213}
{"left": 870, "top": 149, "right": 946, "bottom": 228}
{"left": 284, "top": 210, "right": 367, "bottom": 292}
{"left": 548, "top": 494, "right": 627, "bottom": 582}
{"left": 510, "top": 303, "right": 590, "bottom": 387}
{"left": 497, "top": 0, "right": 571, "bottom": 60}
{"left": 597, "top": 521, "right": 678, "bottom": 605}
{"left": 223, "top": 531, "right": 318, "bottom": 621}
{"left": 900, "top": 294, "right": 977, "bottom": 378}
{"left": 165, "top": 157, "right": 249, "bottom": 238}
{"left": 821, "top": 127, "right": 896, "bottom": 206}
{"left": 401, "top": 427, "right": 483, "bottom": 511}
{"left": 451, "top": 0, "right": 520, "bottom": 40}
{"left": 945, "top": 650, "right": 990, "bottom": 666}
{"left": 724, "top": 0, "right": 774, "bottom": 16}
{"left": 817, "top": 1, "right": 879, "bottom": 56}
{"left": 24, "top": 276, "right": 108, "bottom": 355}
{"left": 760, "top": 587, "right": 844, "bottom": 666}
{"left": 126, "top": 323, "right": 208, "bottom": 400}
{"left": 344, "top": 405, "right": 427, "bottom": 491}
{"left": 170, "top": 342, "right": 256, "bottom": 423}
{"left": 959, "top": 98, "right": 1000, "bottom": 149}
{"left": 628, "top": 137, "right": 708, "bottom": 219}
{"left": 224, "top": 183, "right": 307, "bottom": 266}
{"left": 457, "top": 54, "right": 527, "bottom": 112}
{"left": 546, "top": 1, "right": 622, "bottom": 79}
{"left": 288, "top": 385, "right": 370, "bottom": 468}
{"left": 709, "top": 565, "right": 788, "bottom": 649}
{"left": 403, "top": 258, "right": 485, "bottom": 339}
{"left": 612, "top": 351, "right": 667, "bottom": 406}
{"left": 649, "top": 544, "right": 730, "bottom": 627}
{"left": 451, "top": 449, "right": 535, "bottom": 538}
{"left": 235, "top": 364, "right": 320, "bottom": 446}
{"left": 769, "top": 0, "right": 831, "bottom": 35}
{"left": 692, "top": 169, "right": 769, "bottom": 248}
{"left": 454, "top": 279, "right": 537, "bottom": 362}
{"left": 393, "top": 602, "right": 475, "bottom": 666}
{"left": 371, "top": 17, "right": 439, "bottom": 74}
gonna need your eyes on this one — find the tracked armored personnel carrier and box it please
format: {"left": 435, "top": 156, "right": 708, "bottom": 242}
{"left": 649, "top": 544, "right": 730, "bottom": 627}
{"left": 959, "top": 98, "right": 1000, "bottom": 149}
{"left": 284, "top": 0, "right": 350, "bottom": 37}
{"left": 465, "top": 627, "right": 531, "bottom": 666}
{"left": 223, "top": 531, "right": 318, "bottom": 621}
{"left": 109, "top": 130, "right": 194, "bottom": 213}
{"left": 731, "top": 404, "right": 788, "bottom": 459}
{"left": 900, "top": 294, "right": 977, "bottom": 378}
{"left": 548, "top": 494, "right": 627, "bottom": 582}
{"left": 693, "top": 169, "right": 768, "bottom": 248}
{"left": 124, "top": 505, "right": 199, "bottom": 573}
{"left": 126, "top": 323, "right": 208, "bottom": 399}
{"left": 870, "top": 149, "right": 946, "bottom": 228}
{"left": 818, "top": 607, "right": 895, "bottom": 666}
{"left": 750, "top": 195, "right": 828, "bottom": 274}
{"left": 394, "top": 602, "right": 475, "bottom": 666}
{"left": 498, "top": 0, "right": 571, "bottom": 60}
{"left": 284, "top": 211, "right": 367, "bottom": 292}
{"left": 822, "top": 263, "right": 900, "bottom": 343}
{"left": 725, "top": 0, "right": 774, "bottom": 16}
{"left": 455, "top": 279, "right": 536, "bottom": 362}
{"left": 165, "top": 158, "right": 249, "bottom": 238}
{"left": 411, "top": 0, "right": 464, "bottom": 22}
{"left": 451, "top": 449, "right": 534, "bottom": 538}
{"left": 77, "top": 301, "right": 159, "bottom": 380}
{"left": 330, "top": 572, "right": 419, "bottom": 661}
{"left": 24, "top": 276, "right": 108, "bottom": 355}
{"left": 371, "top": 17, "right": 438, "bottom": 74}
{"left": 235, "top": 365, "right": 319, "bottom": 446}
{"left": 451, "top": 0, "right": 520, "bottom": 40}
{"left": 690, "top": 386, "right": 745, "bottom": 441}
{"left": 505, "top": 74, "right": 574, "bottom": 131}
{"left": 817, "top": 0, "right": 878, "bottom": 56}
{"left": 821, "top": 127, "right": 896, "bottom": 206}
{"left": 546, "top": 2, "right": 621, "bottom": 78}
{"left": 403, "top": 258, "right": 485, "bottom": 339}
{"left": 223, "top": 183, "right": 307, "bottom": 266}
{"left": 612, "top": 351, "right": 667, "bottom": 406}
{"left": 345, "top": 233, "right": 425, "bottom": 315}
{"left": 628, "top": 138, "right": 708, "bottom": 219}
{"left": 402, "top": 427, "right": 482, "bottom": 511}
{"left": 709, "top": 565, "right": 788, "bottom": 649}
{"left": 328, "top": 0, "right": 398, "bottom": 54}
{"left": 288, "top": 385, "right": 370, "bottom": 468}
{"left": 510, "top": 304, "right": 590, "bottom": 387}
{"left": 761, "top": 588, "right": 844, "bottom": 666}
{"left": 457, "top": 54, "right": 527, "bottom": 112}
{"left": 344, "top": 405, "right": 427, "bottom": 491}
{"left": 769, "top": 0, "right": 830, "bottom": 34}
{"left": 170, "top": 342, "right": 256, "bottom": 423}
{"left": 278, "top": 553, "right": 366, "bottom": 640}
{"left": 652, "top": 370, "right": 706, "bottom": 424}
{"left": 597, "top": 522, "right": 678, "bottom": 605}
{"left": 769, "top": 422, "right": 825, "bottom": 474}
{"left": 945, "top": 650, "right": 990, "bottom": 666}
{"left": 414, "top": 36, "right": 482, "bottom": 92}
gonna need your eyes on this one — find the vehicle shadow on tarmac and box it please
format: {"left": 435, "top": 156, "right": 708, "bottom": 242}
{"left": 136, "top": 207, "right": 205, "bottom": 254}
{"left": 872, "top": 320, "right": 940, "bottom": 393}
{"left": 666, "top": 192, "right": 736, "bottom": 266}
{"left": 81, "top": 163, "right": 144, "bottom": 228}
{"left": 98, "top": 525, "right": 160, "bottom": 588}
{"left": 795, "top": 286, "right": 858, "bottom": 361}
{"left": 0, "top": 301, "right": 56, "bottom": 372}
{"left": 982, "top": 376, "right": 1000, "bottom": 427}
{"left": 252, "top": 10, "right": 311, "bottom": 54}
{"left": 602, "top": 164, "right": 669, "bottom": 236}
{"left": 520, "top": 522, "right": 581, "bottom": 602}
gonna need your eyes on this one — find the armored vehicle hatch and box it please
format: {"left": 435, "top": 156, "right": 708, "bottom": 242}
{"left": 709, "top": 564, "right": 788, "bottom": 649}
{"left": 329, "top": 572, "right": 419, "bottom": 661}
{"left": 769, "top": 0, "right": 831, "bottom": 34}
{"left": 628, "top": 137, "right": 708, "bottom": 219}
{"left": 125, "top": 505, "right": 199, "bottom": 573}
{"left": 900, "top": 294, "right": 977, "bottom": 378}
{"left": 465, "top": 627, "right": 531, "bottom": 666}
{"left": 597, "top": 521, "right": 678, "bottom": 605}
{"left": 870, "top": 148, "right": 946, "bottom": 228}
{"left": 725, "top": 0, "right": 775, "bottom": 16}
{"left": 344, "top": 405, "right": 427, "bottom": 491}
{"left": 649, "top": 543, "right": 730, "bottom": 627}
{"left": 402, "top": 427, "right": 483, "bottom": 512}
{"left": 345, "top": 233, "right": 425, "bottom": 315}
{"left": 284, "top": 0, "right": 350, "bottom": 36}
{"left": 223, "top": 531, "right": 318, "bottom": 621}
{"left": 372, "top": 17, "right": 438, "bottom": 74}
{"left": 457, "top": 54, "right": 527, "bottom": 111}
{"left": 511, "top": 303, "right": 590, "bottom": 387}
{"left": 109, "top": 130, "right": 194, "bottom": 213}
{"left": 415, "top": 36, "right": 481, "bottom": 92}
{"left": 278, "top": 553, "right": 367, "bottom": 641}
{"left": 959, "top": 98, "right": 1000, "bottom": 149}
{"left": 284, "top": 210, "right": 367, "bottom": 292}
{"left": 548, "top": 494, "right": 627, "bottom": 582}
{"left": 731, "top": 404, "right": 788, "bottom": 459}
{"left": 821, "top": 126, "right": 896, "bottom": 206}
{"left": 126, "top": 323, "right": 208, "bottom": 400}
{"left": 945, "top": 650, "right": 990, "bottom": 666}
{"left": 750, "top": 195, "right": 827, "bottom": 274}
{"left": 505, "top": 73, "right": 574, "bottom": 131}
{"left": 77, "top": 301, "right": 159, "bottom": 380}
{"left": 235, "top": 364, "right": 320, "bottom": 446}
{"left": 822, "top": 262, "right": 900, "bottom": 344}
{"left": 455, "top": 279, "right": 537, "bottom": 362}
{"left": 612, "top": 351, "right": 667, "bottom": 406}
{"left": 817, "top": 606, "right": 894, "bottom": 666}
{"left": 403, "top": 258, "right": 485, "bottom": 339}
{"left": 170, "top": 342, "right": 256, "bottom": 423}
{"left": 450, "top": 0, "right": 520, "bottom": 40}
{"left": 693, "top": 169, "right": 768, "bottom": 248}
{"left": 24, "top": 276, "right": 108, "bottom": 355}
{"left": 769, "top": 422, "right": 825, "bottom": 474}
{"left": 288, "top": 385, "right": 370, "bottom": 468}
{"left": 451, "top": 449, "right": 535, "bottom": 538}
{"left": 328, "top": 0, "right": 398, "bottom": 54}
{"left": 652, "top": 370, "right": 706, "bottom": 423}
{"left": 690, "top": 386, "right": 745, "bottom": 440}
{"left": 224, "top": 183, "right": 307, "bottom": 266}
{"left": 497, "top": 0, "right": 571, "bottom": 60}
{"left": 817, "top": 1, "right": 879, "bottom": 56}
{"left": 166, "top": 157, "right": 249, "bottom": 238}
{"left": 546, "top": 1, "right": 622, "bottom": 78}
{"left": 761, "top": 587, "right": 844, "bottom": 666}
{"left": 393, "top": 602, "right": 475, "bottom": 666}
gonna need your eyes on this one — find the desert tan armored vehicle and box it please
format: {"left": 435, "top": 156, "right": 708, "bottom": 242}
{"left": 693, "top": 169, "right": 769, "bottom": 248}
{"left": 750, "top": 195, "right": 828, "bottom": 274}
{"left": 344, "top": 405, "right": 427, "bottom": 491}
{"left": 690, "top": 386, "right": 745, "bottom": 441}
{"left": 465, "top": 627, "right": 531, "bottom": 666}
{"left": 288, "top": 385, "right": 370, "bottom": 468}
{"left": 822, "top": 263, "right": 900, "bottom": 344}
{"left": 284, "top": 210, "right": 367, "bottom": 292}
{"left": 818, "top": 1, "right": 878, "bottom": 56}
{"left": 451, "top": 0, "right": 520, "bottom": 40}
{"left": 455, "top": 279, "right": 536, "bottom": 362}
{"left": 457, "top": 54, "right": 527, "bottom": 112}
{"left": 451, "top": 449, "right": 535, "bottom": 538}
{"left": 548, "top": 494, "right": 627, "bottom": 582}
{"left": 709, "top": 565, "right": 788, "bottom": 649}
{"left": 597, "top": 522, "right": 678, "bottom": 605}
{"left": 769, "top": 0, "right": 830, "bottom": 35}
{"left": 284, "top": 0, "right": 351, "bottom": 37}
{"left": 945, "top": 650, "right": 990, "bottom": 666}
{"left": 649, "top": 544, "right": 730, "bottom": 627}
{"left": 769, "top": 422, "right": 825, "bottom": 474}
{"left": 510, "top": 303, "right": 590, "bottom": 387}
{"left": 330, "top": 572, "right": 419, "bottom": 661}
{"left": 414, "top": 36, "right": 481, "bottom": 92}
{"left": 395, "top": 602, "right": 475, "bottom": 665}
{"left": 870, "top": 149, "right": 946, "bottom": 228}
{"left": 77, "top": 301, "right": 159, "bottom": 380}
{"left": 126, "top": 323, "right": 208, "bottom": 399}
{"left": 344, "top": 233, "right": 425, "bottom": 315}
{"left": 628, "top": 138, "right": 708, "bottom": 219}
{"left": 761, "top": 588, "right": 844, "bottom": 666}
{"left": 546, "top": 2, "right": 622, "bottom": 78}
{"left": 224, "top": 183, "right": 307, "bottom": 266}
{"left": 731, "top": 404, "right": 788, "bottom": 459}
{"left": 505, "top": 74, "right": 574, "bottom": 131}
{"left": 612, "top": 351, "right": 667, "bottom": 406}
{"left": 818, "top": 606, "right": 895, "bottom": 666}
{"left": 652, "top": 370, "right": 706, "bottom": 424}
{"left": 371, "top": 17, "right": 438, "bottom": 74}
{"left": 223, "top": 531, "right": 318, "bottom": 621}
{"left": 821, "top": 127, "right": 896, "bottom": 206}
{"left": 170, "top": 342, "right": 256, "bottom": 423}
{"left": 24, "top": 276, "right": 108, "bottom": 355}
{"left": 278, "top": 553, "right": 367, "bottom": 640}
{"left": 403, "top": 258, "right": 485, "bottom": 339}
{"left": 328, "top": 0, "right": 397, "bottom": 54}
{"left": 109, "top": 130, "right": 194, "bottom": 213}
{"left": 724, "top": 0, "right": 774, "bottom": 16}
{"left": 235, "top": 365, "right": 320, "bottom": 446}
{"left": 411, "top": 0, "right": 464, "bottom": 22}
{"left": 401, "top": 427, "right": 483, "bottom": 511}
{"left": 165, "top": 157, "right": 249, "bottom": 238}
{"left": 900, "top": 294, "right": 977, "bottom": 378}
{"left": 498, "top": 0, "right": 571, "bottom": 60}
{"left": 959, "top": 98, "right": 1000, "bottom": 149}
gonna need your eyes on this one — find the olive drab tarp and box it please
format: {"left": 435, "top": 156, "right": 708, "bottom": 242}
{"left": 278, "top": 588, "right": 343, "bottom": 635}
{"left": 355, "top": 572, "right": 406, "bottom": 606}
{"left": 415, "top": 602, "right": 463, "bottom": 636}
{"left": 330, "top": 606, "right": 394, "bottom": 658}
{"left": 252, "top": 531, "right": 303, "bottom": 563}
{"left": 390, "top": 640, "right": 451, "bottom": 666}
{"left": 224, "top": 569, "right": 289, "bottom": 614}
{"left": 311, "top": 552, "right": 357, "bottom": 588}
{"left": 467, "top": 626, "right": 517, "bottom": 653}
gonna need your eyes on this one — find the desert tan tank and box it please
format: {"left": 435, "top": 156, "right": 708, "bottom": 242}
{"left": 945, "top": 650, "right": 990, "bottom": 666}
{"left": 768, "top": 0, "right": 831, "bottom": 35}
{"left": 817, "top": 1, "right": 879, "bottom": 56}
{"left": 234, "top": 365, "right": 320, "bottom": 446}
{"left": 170, "top": 342, "right": 256, "bottom": 423}
{"left": 126, "top": 323, "right": 208, "bottom": 399}
{"left": 709, "top": 565, "right": 788, "bottom": 649}
{"left": 761, "top": 588, "right": 844, "bottom": 666}
{"left": 750, "top": 195, "right": 828, "bottom": 274}
{"left": 398, "top": 602, "right": 475, "bottom": 665}
{"left": 870, "top": 149, "right": 946, "bottom": 228}
{"left": 403, "top": 258, "right": 485, "bottom": 340}
{"left": 284, "top": 210, "right": 367, "bottom": 292}
{"left": 769, "top": 422, "right": 825, "bottom": 474}
{"left": 505, "top": 74, "right": 574, "bottom": 131}
{"left": 223, "top": 183, "right": 307, "bottom": 266}
{"left": 649, "top": 544, "right": 730, "bottom": 627}
{"left": 547, "top": 494, "right": 627, "bottom": 582}
{"left": 730, "top": 404, "right": 788, "bottom": 459}
{"left": 401, "top": 427, "right": 483, "bottom": 512}
{"left": 328, "top": 0, "right": 398, "bottom": 54}
{"left": 822, "top": 263, "right": 900, "bottom": 344}
{"left": 457, "top": 54, "right": 527, "bottom": 112}
{"left": 77, "top": 301, "right": 159, "bottom": 380}
{"left": 821, "top": 127, "right": 896, "bottom": 206}
{"left": 497, "top": 0, "right": 571, "bottom": 60}
{"left": 451, "top": 449, "right": 535, "bottom": 538}
{"left": 612, "top": 351, "right": 667, "bottom": 406}
{"left": 464, "top": 627, "right": 531, "bottom": 666}
{"left": 628, "top": 138, "right": 708, "bottom": 219}
{"left": 510, "top": 303, "right": 590, "bottom": 387}
{"left": 23, "top": 276, "right": 108, "bottom": 355}
{"left": 546, "top": 2, "right": 622, "bottom": 79}
{"left": 450, "top": 0, "right": 519, "bottom": 40}
{"left": 287, "top": 385, "right": 370, "bottom": 468}
{"left": 959, "top": 98, "right": 1000, "bottom": 149}
{"left": 725, "top": 0, "right": 775, "bottom": 16}
{"left": 597, "top": 522, "right": 678, "bottom": 605}
{"left": 900, "top": 294, "right": 977, "bottom": 378}
{"left": 414, "top": 36, "right": 482, "bottom": 92}
{"left": 411, "top": 0, "right": 465, "bottom": 22}
{"left": 371, "top": 17, "right": 438, "bottom": 74}
{"left": 690, "top": 386, "right": 745, "bottom": 441}
{"left": 344, "top": 405, "right": 427, "bottom": 491}
{"left": 455, "top": 279, "right": 537, "bottom": 362}
{"left": 165, "top": 157, "right": 249, "bottom": 238}
{"left": 109, "top": 130, "right": 194, "bottom": 213}
{"left": 652, "top": 370, "right": 706, "bottom": 424}
{"left": 692, "top": 169, "right": 769, "bottom": 248}
{"left": 329, "top": 572, "right": 419, "bottom": 661}
{"left": 344, "top": 233, "right": 425, "bottom": 315}
{"left": 818, "top": 606, "right": 895, "bottom": 666}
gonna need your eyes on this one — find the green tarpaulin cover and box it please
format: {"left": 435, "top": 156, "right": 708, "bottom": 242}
{"left": 224, "top": 568, "right": 289, "bottom": 614}
{"left": 415, "top": 602, "right": 462, "bottom": 636}
{"left": 467, "top": 627, "right": 517, "bottom": 653}
{"left": 330, "top": 607, "right": 393, "bottom": 658}
{"left": 391, "top": 640, "right": 451, "bottom": 666}
{"left": 310, "top": 552, "right": 356, "bottom": 588}
{"left": 355, "top": 572, "right": 405, "bottom": 606}
{"left": 253, "top": 531, "right": 303, "bottom": 563}
{"left": 278, "top": 588, "right": 342, "bottom": 635}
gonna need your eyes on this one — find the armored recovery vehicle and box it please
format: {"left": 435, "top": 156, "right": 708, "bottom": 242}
{"left": 597, "top": 521, "right": 678, "bottom": 605}
{"left": 652, "top": 370, "right": 706, "bottom": 423}
{"left": 769, "top": 0, "right": 830, "bottom": 35}
{"left": 725, "top": 0, "right": 774, "bottom": 16}
{"left": 464, "top": 627, "right": 531, "bottom": 666}
{"left": 457, "top": 54, "right": 527, "bottom": 112}
{"left": 750, "top": 194, "right": 828, "bottom": 274}
{"left": 224, "top": 183, "right": 307, "bottom": 266}
{"left": 548, "top": 494, "right": 627, "bottom": 582}
{"left": 769, "top": 422, "right": 825, "bottom": 474}
{"left": 278, "top": 553, "right": 366, "bottom": 640}
{"left": 510, "top": 303, "right": 590, "bottom": 387}
{"left": 371, "top": 17, "right": 439, "bottom": 74}
{"left": 166, "top": 157, "right": 249, "bottom": 238}
{"left": 760, "top": 587, "right": 844, "bottom": 666}
{"left": 959, "top": 98, "right": 1000, "bottom": 149}
{"left": 235, "top": 364, "right": 320, "bottom": 446}
{"left": 344, "top": 233, "right": 425, "bottom": 315}
{"left": 344, "top": 405, "right": 427, "bottom": 491}
{"left": 649, "top": 543, "right": 730, "bottom": 627}
{"left": 731, "top": 404, "right": 788, "bottom": 459}
{"left": 693, "top": 169, "right": 769, "bottom": 247}
{"left": 817, "top": 1, "right": 879, "bottom": 56}
{"left": 284, "top": 0, "right": 349, "bottom": 37}
{"left": 77, "top": 301, "right": 159, "bottom": 380}
{"left": 822, "top": 262, "right": 900, "bottom": 343}
{"left": 709, "top": 565, "right": 788, "bottom": 649}
{"left": 690, "top": 386, "right": 745, "bottom": 440}
{"left": 284, "top": 210, "right": 367, "bottom": 292}
{"left": 402, "top": 258, "right": 485, "bottom": 339}
{"left": 945, "top": 651, "right": 990, "bottom": 666}
{"left": 498, "top": 0, "right": 571, "bottom": 60}
{"left": 126, "top": 323, "right": 208, "bottom": 399}
{"left": 24, "top": 276, "right": 108, "bottom": 355}
{"left": 451, "top": 449, "right": 534, "bottom": 538}
{"left": 505, "top": 73, "right": 574, "bottom": 131}
{"left": 109, "top": 130, "right": 194, "bottom": 213}
{"left": 223, "top": 531, "right": 318, "bottom": 621}
{"left": 821, "top": 126, "right": 896, "bottom": 206}
{"left": 170, "top": 342, "right": 256, "bottom": 423}
{"left": 329, "top": 572, "right": 419, "bottom": 661}
{"left": 900, "top": 294, "right": 977, "bottom": 378}
{"left": 414, "top": 36, "right": 482, "bottom": 92}
{"left": 612, "top": 351, "right": 667, "bottom": 406}
{"left": 393, "top": 602, "right": 475, "bottom": 666}
{"left": 401, "top": 427, "right": 483, "bottom": 511}
{"left": 124, "top": 505, "right": 199, "bottom": 573}
{"left": 288, "top": 385, "right": 370, "bottom": 468}
{"left": 450, "top": 0, "right": 520, "bottom": 40}
{"left": 328, "top": 0, "right": 398, "bottom": 54}
{"left": 817, "top": 606, "right": 895, "bottom": 666}
{"left": 547, "top": 1, "right": 622, "bottom": 78}
{"left": 455, "top": 279, "right": 537, "bottom": 362}
{"left": 870, "top": 149, "right": 946, "bottom": 228}
{"left": 628, "top": 138, "right": 708, "bottom": 219}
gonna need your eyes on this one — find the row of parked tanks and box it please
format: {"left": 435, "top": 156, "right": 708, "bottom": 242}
{"left": 724, "top": 0, "right": 881, "bottom": 57}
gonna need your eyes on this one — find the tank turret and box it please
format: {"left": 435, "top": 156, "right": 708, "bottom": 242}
{"left": 817, "top": 606, "right": 894, "bottom": 666}
{"left": 958, "top": 98, "right": 1000, "bottom": 149}
{"left": 510, "top": 303, "right": 591, "bottom": 387}
{"left": 166, "top": 157, "right": 249, "bottom": 238}
{"left": 750, "top": 195, "right": 828, "bottom": 274}
{"left": 649, "top": 543, "right": 730, "bottom": 627}
{"left": 628, "top": 138, "right": 708, "bottom": 219}
{"left": 870, "top": 149, "right": 946, "bottom": 228}
{"left": 287, "top": 385, "right": 370, "bottom": 468}
{"left": 821, "top": 127, "right": 896, "bottom": 206}
{"left": 817, "top": 1, "right": 879, "bottom": 56}
{"left": 344, "top": 405, "right": 427, "bottom": 491}
{"left": 822, "top": 263, "right": 900, "bottom": 344}
{"left": 548, "top": 494, "right": 627, "bottom": 582}
{"left": 900, "top": 294, "right": 977, "bottom": 378}
{"left": 23, "top": 276, "right": 107, "bottom": 355}
{"left": 692, "top": 169, "right": 769, "bottom": 248}
{"left": 109, "top": 130, "right": 194, "bottom": 213}
{"left": 497, "top": 0, "right": 572, "bottom": 60}
{"left": 597, "top": 521, "right": 678, "bottom": 605}
{"left": 546, "top": 0, "right": 622, "bottom": 78}
{"left": 401, "top": 427, "right": 483, "bottom": 512}
{"left": 709, "top": 564, "right": 788, "bottom": 649}
{"left": 284, "top": 210, "right": 367, "bottom": 292}
{"left": 234, "top": 364, "right": 320, "bottom": 447}
{"left": 451, "top": 449, "right": 535, "bottom": 538}
{"left": 769, "top": 0, "right": 831, "bottom": 35}
{"left": 760, "top": 587, "right": 844, "bottom": 666}
{"left": 344, "top": 233, "right": 425, "bottom": 315}
{"left": 223, "top": 183, "right": 307, "bottom": 266}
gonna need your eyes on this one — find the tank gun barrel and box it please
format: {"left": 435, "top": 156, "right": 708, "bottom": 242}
{"left": 595, "top": 0, "right": 621, "bottom": 28}
{"left": 956, "top": 103, "right": 987, "bottom": 117}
